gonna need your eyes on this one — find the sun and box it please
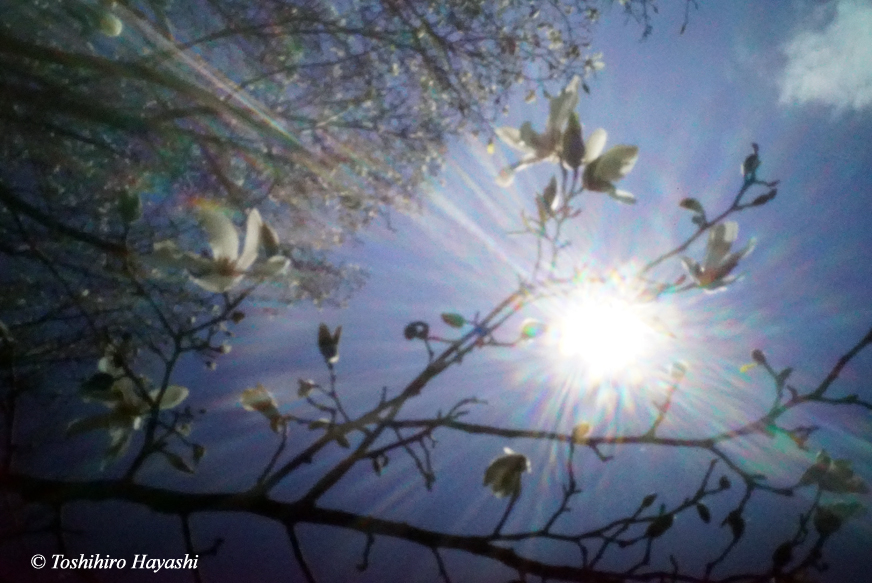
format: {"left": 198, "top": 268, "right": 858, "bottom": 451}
{"left": 557, "top": 295, "right": 656, "bottom": 379}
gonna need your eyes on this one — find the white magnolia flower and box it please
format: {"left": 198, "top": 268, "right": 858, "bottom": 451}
{"left": 240, "top": 384, "right": 285, "bottom": 433}
{"left": 583, "top": 52, "right": 605, "bottom": 74}
{"left": 581, "top": 128, "right": 639, "bottom": 204}
{"left": 681, "top": 222, "right": 755, "bottom": 292}
{"left": 495, "top": 76, "right": 581, "bottom": 185}
{"left": 150, "top": 208, "right": 290, "bottom": 293}
{"left": 69, "top": 378, "right": 188, "bottom": 464}
{"left": 483, "top": 447, "right": 531, "bottom": 498}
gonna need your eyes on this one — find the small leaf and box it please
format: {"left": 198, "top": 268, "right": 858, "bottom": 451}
{"left": 722, "top": 510, "right": 745, "bottom": 541}
{"left": 772, "top": 542, "right": 792, "bottom": 568}
{"left": 719, "top": 475, "right": 731, "bottom": 489}
{"left": 230, "top": 311, "right": 245, "bottom": 324}
{"left": 751, "top": 349, "right": 767, "bottom": 364}
{"left": 441, "top": 313, "right": 466, "bottom": 328}
{"left": 520, "top": 319, "right": 547, "bottom": 339}
{"left": 776, "top": 367, "right": 793, "bottom": 386}
{"left": 739, "top": 362, "right": 757, "bottom": 374}
{"left": 571, "top": 422, "right": 591, "bottom": 444}
{"left": 679, "top": 198, "right": 704, "bottom": 214}
{"left": 192, "top": 444, "right": 206, "bottom": 463}
{"left": 334, "top": 431, "right": 350, "bottom": 448}
{"left": 372, "top": 457, "right": 382, "bottom": 475}
{"left": 487, "top": 139, "right": 495, "bottom": 154}
{"left": 696, "top": 503, "right": 711, "bottom": 523}
{"left": 162, "top": 450, "right": 195, "bottom": 474}
{"left": 640, "top": 493, "right": 657, "bottom": 509}
{"left": 646, "top": 513, "right": 674, "bottom": 538}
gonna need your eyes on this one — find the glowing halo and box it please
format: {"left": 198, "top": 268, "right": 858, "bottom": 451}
{"left": 556, "top": 294, "right": 658, "bottom": 380}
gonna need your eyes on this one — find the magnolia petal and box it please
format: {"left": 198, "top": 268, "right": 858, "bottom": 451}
{"left": 190, "top": 273, "right": 244, "bottom": 293}
{"left": 199, "top": 209, "right": 240, "bottom": 262}
{"left": 240, "top": 384, "right": 278, "bottom": 412}
{"left": 583, "top": 128, "right": 607, "bottom": 163}
{"left": 102, "top": 426, "right": 134, "bottom": 467}
{"left": 608, "top": 189, "right": 637, "bottom": 205}
{"left": 113, "top": 377, "right": 145, "bottom": 410}
{"left": 594, "top": 145, "right": 639, "bottom": 182}
{"left": 248, "top": 255, "right": 291, "bottom": 278}
{"left": 149, "top": 385, "right": 189, "bottom": 410}
{"left": 149, "top": 242, "right": 212, "bottom": 274}
{"left": 703, "top": 222, "right": 739, "bottom": 270}
{"left": 237, "top": 209, "right": 263, "bottom": 272}
{"left": 67, "top": 412, "right": 131, "bottom": 437}
{"left": 546, "top": 75, "right": 580, "bottom": 133}
{"left": 518, "top": 121, "right": 543, "bottom": 151}
{"left": 680, "top": 257, "right": 702, "bottom": 282}
{"left": 495, "top": 127, "right": 530, "bottom": 153}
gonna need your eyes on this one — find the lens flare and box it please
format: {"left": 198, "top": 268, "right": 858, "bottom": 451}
{"left": 558, "top": 296, "right": 655, "bottom": 379}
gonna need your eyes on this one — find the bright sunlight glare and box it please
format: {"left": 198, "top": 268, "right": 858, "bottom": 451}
{"left": 558, "top": 296, "right": 655, "bottom": 379}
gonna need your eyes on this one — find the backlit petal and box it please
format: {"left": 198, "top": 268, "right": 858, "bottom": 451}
{"left": 199, "top": 209, "right": 239, "bottom": 262}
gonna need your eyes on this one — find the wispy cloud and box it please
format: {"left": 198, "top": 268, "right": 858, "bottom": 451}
{"left": 779, "top": 0, "right": 872, "bottom": 111}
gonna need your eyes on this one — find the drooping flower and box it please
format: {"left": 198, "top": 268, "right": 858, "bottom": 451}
{"left": 240, "top": 384, "right": 285, "bottom": 433}
{"left": 297, "top": 378, "right": 320, "bottom": 398}
{"left": 581, "top": 128, "right": 639, "bottom": 204}
{"left": 150, "top": 208, "right": 290, "bottom": 293}
{"left": 483, "top": 447, "right": 531, "bottom": 498}
{"left": 798, "top": 450, "right": 869, "bottom": 493}
{"left": 681, "top": 222, "right": 755, "bottom": 292}
{"left": 69, "top": 377, "right": 188, "bottom": 465}
{"left": 494, "top": 76, "right": 581, "bottom": 185}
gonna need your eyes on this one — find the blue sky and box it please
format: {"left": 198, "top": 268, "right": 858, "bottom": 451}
{"left": 181, "top": 1, "right": 872, "bottom": 581}
{"left": 13, "top": 1, "right": 872, "bottom": 582}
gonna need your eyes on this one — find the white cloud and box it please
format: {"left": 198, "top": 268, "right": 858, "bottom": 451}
{"left": 779, "top": 0, "right": 872, "bottom": 111}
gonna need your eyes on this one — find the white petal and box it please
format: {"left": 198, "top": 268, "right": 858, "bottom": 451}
{"left": 518, "top": 121, "right": 543, "bottom": 150}
{"left": 703, "top": 222, "right": 739, "bottom": 270}
{"left": 199, "top": 209, "right": 240, "bottom": 262}
{"left": 546, "top": 75, "right": 580, "bottom": 133}
{"left": 680, "top": 257, "right": 702, "bottom": 281}
{"left": 248, "top": 256, "right": 291, "bottom": 278}
{"left": 149, "top": 385, "right": 189, "bottom": 410}
{"left": 148, "top": 242, "right": 212, "bottom": 273}
{"left": 583, "top": 128, "right": 607, "bottom": 163}
{"left": 495, "top": 127, "right": 531, "bottom": 153}
{"left": 608, "top": 189, "right": 637, "bottom": 204}
{"left": 190, "top": 273, "right": 244, "bottom": 293}
{"left": 237, "top": 209, "right": 262, "bottom": 271}
{"left": 67, "top": 412, "right": 130, "bottom": 437}
{"left": 594, "top": 145, "right": 639, "bottom": 182}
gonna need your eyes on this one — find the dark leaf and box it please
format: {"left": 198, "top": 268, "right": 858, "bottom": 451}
{"left": 81, "top": 372, "right": 115, "bottom": 394}
{"left": 772, "top": 542, "right": 793, "bottom": 568}
{"left": 163, "top": 451, "right": 195, "bottom": 474}
{"left": 679, "top": 198, "right": 704, "bottom": 214}
{"left": 722, "top": 510, "right": 745, "bottom": 541}
{"left": 441, "top": 313, "right": 466, "bottom": 328}
{"left": 814, "top": 506, "right": 842, "bottom": 537}
{"left": 696, "top": 503, "right": 711, "bottom": 523}
{"left": 192, "top": 444, "right": 206, "bottom": 463}
{"left": 646, "top": 513, "right": 674, "bottom": 539}
{"left": 641, "top": 493, "right": 657, "bottom": 509}
{"left": 719, "top": 475, "right": 731, "bottom": 490}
